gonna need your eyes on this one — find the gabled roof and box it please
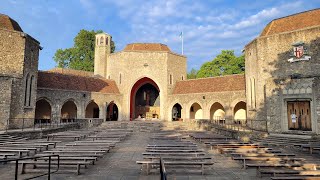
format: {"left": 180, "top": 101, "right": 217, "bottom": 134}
{"left": 123, "top": 43, "right": 171, "bottom": 52}
{"left": 173, "top": 74, "right": 245, "bottom": 94}
{"left": 37, "top": 71, "right": 120, "bottom": 94}
{"left": 260, "top": 8, "right": 320, "bottom": 37}
{"left": 0, "top": 14, "right": 23, "bottom": 32}
{"left": 47, "top": 68, "right": 94, "bottom": 77}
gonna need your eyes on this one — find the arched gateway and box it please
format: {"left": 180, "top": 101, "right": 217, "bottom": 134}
{"left": 130, "top": 77, "right": 160, "bottom": 120}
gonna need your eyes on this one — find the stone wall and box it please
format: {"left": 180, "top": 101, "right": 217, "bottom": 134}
{"left": 167, "top": 90, "right": 246, "bottom": 121}
{"left": 37, "top": 88, "right": 123, "bottom": 122}
{"left": 107, "top": 51, "right": 186, "bottom": 120}
{"left": 0, "top": 77, "right": 12, "bottom": 129}
{"left": 245, "top": 26, "right": 320, "bottom": 133}
{"left": 0, "top": 28, "right": 40, "bottom": 130}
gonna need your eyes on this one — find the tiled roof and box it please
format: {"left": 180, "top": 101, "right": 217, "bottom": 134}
{"left": 47, "top": 68, "right": 94, "bottom": 77}
{"left": 173, "top": 74, "right": 245, "bottom": 94}
{"left": 123, "top": 43, "right": 171, "bottom": 52}
{"left": 260, "top": 8, "right": 320, "bottom": 36}
{"left": 0, "top": 14, "right": 23, "bottom": 32}
{"left": 37, "top": 71, "right": 120, "bottom": 94}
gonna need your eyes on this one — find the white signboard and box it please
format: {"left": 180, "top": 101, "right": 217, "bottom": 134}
{"left": 291, "top": 114, "right": 297, "bottom": 123}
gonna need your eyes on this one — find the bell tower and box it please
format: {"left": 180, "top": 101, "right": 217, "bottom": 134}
{"left": 94, "top": 33, "right": 111, "bottom": 77}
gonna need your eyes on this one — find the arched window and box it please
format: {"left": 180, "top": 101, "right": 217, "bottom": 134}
{"left": 181, "top": 75, "right": 184, "bottom": 80}
{"left": 28, "top": 75, "right": 34, "bottom": 106}
{"left": 100, "top": 37, "right": 104, "bottom": 45}
{"left": 24, "top": 74, "right": 29, "bottom": 106}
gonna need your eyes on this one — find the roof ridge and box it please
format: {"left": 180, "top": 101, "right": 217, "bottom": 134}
{"left": 271, "top": 8, "right": 320, "bottom": 22}
{"left": 183, "top": 73, "right": 244, "bottom": 81}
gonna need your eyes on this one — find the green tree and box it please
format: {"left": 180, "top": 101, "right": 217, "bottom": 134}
{"left": 196, "top": 50, "right": 244, "bottom": 78}
{"left": 54, "top": 29, "right": 115, "bottom": 72}
{"left": 187, "top": 68, "right": 198, "bottom": 79}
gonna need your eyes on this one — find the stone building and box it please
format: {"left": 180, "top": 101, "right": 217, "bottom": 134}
{"left": 245, "top": 8, "right": 320, "bottom": 134}
{"left": 0, "top": 14, "right": 41, "bottom": 129}
{"left": 2, "top": 9, "right": 320, "bottom": 135}
{"left": 0, "top": 14, "right": 247, "bottom": 130}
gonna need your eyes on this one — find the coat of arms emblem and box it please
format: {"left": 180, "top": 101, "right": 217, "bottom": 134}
{"left": 288, "top": 41, "right": 311, "bottom": 63}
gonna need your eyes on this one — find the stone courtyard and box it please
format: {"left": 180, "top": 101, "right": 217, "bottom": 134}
{"left": 1, "top": 120, "right": 319, "bottom": 180}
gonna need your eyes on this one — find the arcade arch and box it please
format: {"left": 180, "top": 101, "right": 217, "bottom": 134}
{"left": 210, "top": 102, "right": 225, "bottom": 120}
{"left": 85, "top": 101, "right": 100, "bottom": 118}
{"left": 190, "top": 102, "right": 203, "bottom": 119}
{"left": 35, "top": 99, "right": 52, "bottom": 123}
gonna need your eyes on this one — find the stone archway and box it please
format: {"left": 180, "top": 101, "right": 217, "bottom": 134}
{"left": 130, "top": 77, "right": 160, "bottom": 120}
{"left": 35, "top": 99, "right": 52, "bottom": 123}
{"left": 172, "top": 103, "right": 182, "bottom": 121}
{"left": 85, "top": 101, "right": 99, "bottom": 118}
{"left": 61, "top": 100, "right": 77, "bottom": 122}
{"left": 190, "top": 102, "right": 203, "bottom": 119}
{"left": 210, "top": 102, "right": 225, "bottom": 120}
{"left": 234, "top": 101, "right": 246, "bottom": 123}
{"left": 106, "top": 102, "right": 119, "bottom": 121}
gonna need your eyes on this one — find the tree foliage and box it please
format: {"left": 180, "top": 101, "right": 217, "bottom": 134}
{"left": 54, "top": 29, "right": 115, "bottom": 72}
{"left": 187, "top": 68, "right": 198, "bottom": 79}
{"left": 196, "top": 50, "right": 244, "bottom": 78}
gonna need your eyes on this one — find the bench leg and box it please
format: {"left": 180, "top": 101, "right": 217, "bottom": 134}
{"left": 77, "top": 164, "right": 80, "bottom": 175}
{"left": 201, "top": 164, "right": 204, "bottom": 175}
{"left": 21, "top": 163, "right": 26, "bottom": 174}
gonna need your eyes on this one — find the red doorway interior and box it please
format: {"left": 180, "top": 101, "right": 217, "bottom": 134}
{"left": 130, "top": 77, "right": 160, "bottom": 121}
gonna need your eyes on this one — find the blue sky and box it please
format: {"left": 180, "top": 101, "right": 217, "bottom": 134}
{"left": 1, "top": 0, "right": 319, "bottom": 71}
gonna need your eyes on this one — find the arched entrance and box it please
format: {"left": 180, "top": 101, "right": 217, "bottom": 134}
{"left": 190, "top": 103, "right": 203, "bottom": 119}
{"left": 172, "top": 103, "right": 182, "bottom": 121}
{"left": 106, "top": 102, "right": 118, "bottom": 121}
{"left": 61, "top": 100, "right": 77, "bottom": 122}
{"left": 35, "top": 99, "right": 52, "bottom": 123}
{"left": 210, "top": 102, "right": 225, "bottom": 120}
{"left": 85, "top": 101, "right": 99, "bottom": 118}
{"left": 130, "top": 77, "right": 160, "bottom": 120}
{"left": 234, "top": 101, "right": 246, "bottom": 123}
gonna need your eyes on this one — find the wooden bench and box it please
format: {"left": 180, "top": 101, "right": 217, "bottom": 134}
{"left": 43, "top": 150, "right": 106, "bottom": 155}
{"left": 146, "top": 149, "right": 204, "bottom": 153}
{"left": 20, "top": 160, "right": 92, "bottom": 175}
{"left": 36, "top": 156, "right": 97, "bottom": 165}
{"left": 231, "top": 152, "right": 296, "bottom": 157}
{"left": 0, "top": 149, "right": 30, "bottom": 157}
{"left": 245, "top": 163, "right": 301, "bottom": 170}
{"left": 259, "top": 169, "right": 320, "bottom": 177}
{"left": 142, "top": 152, "right": 206, "bottom": 157}
{"left": 136, "top": 160, "right": 214, "bottom": 175}
{"left": 232, "top": 156, "right": 305, "bottom": 169}
{"left": 271, "top": 176, "right": 320, "bottom": 180}
{"left": 47, "top": 135, "right": 82, "bottom": 141}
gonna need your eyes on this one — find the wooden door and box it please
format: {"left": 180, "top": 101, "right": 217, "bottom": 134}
{"left": 287, "top": 101, "right": 311, "bottom": 131}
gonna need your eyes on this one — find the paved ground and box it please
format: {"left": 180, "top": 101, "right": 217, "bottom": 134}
{"left": 0, "top": 122, "right": 274, "bottom": 180}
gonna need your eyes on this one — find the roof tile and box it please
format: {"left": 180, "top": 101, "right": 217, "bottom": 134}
{"left": 37, "top": 71, "right": 120, "bottom": 94}
{"left": 260, "top": 8, "right": 320, "bottom": 36}
{"left": 173, "top": 74, "right": 245, "bottom": 94}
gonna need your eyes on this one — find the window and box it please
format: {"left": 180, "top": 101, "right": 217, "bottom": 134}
{"left": 28, "top": 75, "right": 34, "bottom": 106}
{"left": 24, "top": 74, "right": 29, "bottom": 106}
{"left": 181, "top": 75, "right": 184, "bottom": 80}
{"left": 106, "top": 37, "right": 108, "bottom": 45}
{"left": 100, "top": 37, "right": 104, "bottom": 45}
{"left": 169, "top": 74, "right": 173, "bottom": 85}
{"left": 119, "top": 73, "right": 122, "bottom": 84}
{"left": 108, "top": 75, "right": 111, "bottom": 79}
